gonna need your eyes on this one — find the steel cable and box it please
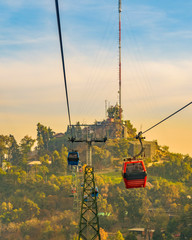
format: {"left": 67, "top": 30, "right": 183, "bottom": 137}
{"left": 55, "top": 0, "right": 72, "bottom": 127}
{"left": 142, "top": 101, "right": 192, "bottom": 135}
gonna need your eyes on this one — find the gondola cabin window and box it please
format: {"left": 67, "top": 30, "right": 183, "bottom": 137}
{"left": 122, "top": 160, "right": 147, "bottom": 189}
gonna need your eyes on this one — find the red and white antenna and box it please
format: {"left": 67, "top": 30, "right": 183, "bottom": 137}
{"left": 118, "top": 0, "right": 122, "bottom": 121}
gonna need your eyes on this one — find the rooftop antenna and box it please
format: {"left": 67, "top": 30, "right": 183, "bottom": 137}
{"left": 105, "top": 100, "right": 108, "bottom": 118}
{"left": 118, "top": 0, "right": 122, "bottom": 121}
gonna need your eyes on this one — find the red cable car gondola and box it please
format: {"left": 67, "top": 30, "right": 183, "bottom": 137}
{"left": 122, "top": 159, "right": 147, "bottom": 189}
{"left": 122, "top": 132, "right": 147, "bottom": 189}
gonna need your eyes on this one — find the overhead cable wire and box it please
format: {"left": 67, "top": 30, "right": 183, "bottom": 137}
{"left": 55, "top": 0, "right": 72, "bottom": 127}
{"left": 80, "top": 11, "right": 117, "bottom": 117}
{"left": 142, "top": 101, "right": 192, "bottom": 135}
{"left": 123, "top": 11, "right": 156, "bottom": 114}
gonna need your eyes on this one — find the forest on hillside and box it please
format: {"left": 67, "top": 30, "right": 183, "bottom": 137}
{"left": 0, "top": 119, "right": 192, "bottom": 240}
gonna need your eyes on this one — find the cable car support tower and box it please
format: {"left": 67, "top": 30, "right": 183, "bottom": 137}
{"left": 69, "top": 124, "right": 107, "bottom": 240}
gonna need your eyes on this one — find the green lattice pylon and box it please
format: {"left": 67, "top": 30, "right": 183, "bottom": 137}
{"left": 78, "top": 166, "right": 100, "bottom": 240}
{"left": 69, "top": 166, "right": 81, "bottom": 212}
{"left": 73, "top": 167, "right": 83, "bottom": 212}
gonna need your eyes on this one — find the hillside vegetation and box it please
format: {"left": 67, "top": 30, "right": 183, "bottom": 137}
{"left": 0, "top": 120, "right": 192, "bottom": 240}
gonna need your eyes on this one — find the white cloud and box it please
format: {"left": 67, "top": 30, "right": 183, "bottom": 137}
{"left": 2, "top": 0, "right": 53, "bottom": 10}
{"left": 124, "top": 5, "right": 168, "bottom": 28}
{"left": 162, "top": 30, "right": 192, "bottom": 40}
{"left": 0, "top": 0, "right": 191, "bottom": 155}
{"left": 0, "top": 36, "right": 56, "bottom": 46}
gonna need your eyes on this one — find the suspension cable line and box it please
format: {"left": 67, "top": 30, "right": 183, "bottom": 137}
{"left": 142, "top": 101, "right": 192, "bottom": 135}
{"left": 55, "top": 0, "right": 72, "bottom": 127}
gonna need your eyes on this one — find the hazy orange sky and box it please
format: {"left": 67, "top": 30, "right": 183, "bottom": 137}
{"left": 0, "top": 0, "right": 191, "bottom": 155}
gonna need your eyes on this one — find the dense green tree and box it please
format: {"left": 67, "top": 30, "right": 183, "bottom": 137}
{"left": 100, "top": 227, "right": 108, "bottom": 240}
{"left": 39, "top": 154, "right": 50, "bottom": 166}
{"left": 93, "top": 146, "right": 111, "bottom": 169}
{"left": 166, "top": 217, "right": 180, "bottom": 235}
{"left": 20, "top": 135, "right": 35, "bottom": 167}
{"left": 7, "top": 135, "right": 21, "bottom": 165}
{"left": 149, "top": 153, "right": 192, "bottom": 184}
{"left": 97, "top": 196, "right": 113, "bottom": 215}
{"left": 114, "top": 230, "right": 124, "bottom": 240}
{"left": 37, "top": 165, "right": 49, "bottom": 179}
{"left": 125, "top": 232, "right": 137, "bottom": 240}
{"left": 118, "top": 138, "right": 130, "bottom": 158}
{"left": 178, "top": 203, "right": 192, "bottom": 239}
{"left": 0, "top": 135, "right": 8, "bottom": 164}
{"left": 20, "top": 136, "right": 35, "bottom": 155}
{"left": 52, "top": 150, "right": 61, "bottom": 170}
{"left": 124, "top": 120, "right": 137, "bottom": 138}
{"left": 107, "top": 105, "right": 121, "bottom": 119}
{"left": 60, "top": 145, "right": 68, "bottom": 172}
{"left": 152, "top": 228, "right": 166, "bottom": 240}
{"left": 48, "top": 134, "right": 68, "bottom": 152}
{"left": 106, "top": 139, "right": 121, "bottom": 159}
{"left": 22, "top": 199, "right": 40, "bottom": 220}
{"left": 37, "top": 123, "right": 54, "bottom": 154}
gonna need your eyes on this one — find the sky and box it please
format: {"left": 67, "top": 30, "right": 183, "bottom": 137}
{"left": 0, "top": 0, "right": 191, "bottom": 155}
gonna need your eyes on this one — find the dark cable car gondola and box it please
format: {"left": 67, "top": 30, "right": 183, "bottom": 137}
{"left": 84, "top": 195, "right": 88, "bottom": 202}
{"left": 78, "top": 161, "right": 83, "bottom": 172}
{"left": 122, "top": 132, "right": 147, "bottom": 189}
{"left": 72, "top": 187, "right": 76, "bottom": 194}
{"left": 91, "top": 187, "right": 99, "bottom": 197}
{"left": 67, "top": 151, "right": 79, "bottom": 166}
{"left": 79, "top": 165, "right": 82, "bottom": 172}
{"left": 69, "top": 186, "right": 76, "bottom": 197}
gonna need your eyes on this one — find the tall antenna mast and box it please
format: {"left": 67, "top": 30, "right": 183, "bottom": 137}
{"left": 118, "top": 0, "right": 122, "bottom": 121}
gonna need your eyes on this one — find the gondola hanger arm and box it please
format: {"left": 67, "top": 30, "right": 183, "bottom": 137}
{"left": 133, "top": 131, "right": 145, "bottom": 158}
